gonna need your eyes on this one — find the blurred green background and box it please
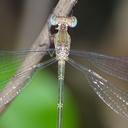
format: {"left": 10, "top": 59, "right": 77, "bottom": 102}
{"left": 0, "top": 69, "right": 79, "bottom": 128}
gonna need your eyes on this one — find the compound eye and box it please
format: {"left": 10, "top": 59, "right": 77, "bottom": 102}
{"left": 49, "top": 15, "right": 58, "bottom": 26}
{"left": 70, "top": 16, "right": 77, "bottom": 28}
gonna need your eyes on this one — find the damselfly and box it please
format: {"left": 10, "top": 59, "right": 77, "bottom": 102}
{"left": 0, "top": 15, "right": 128, "bottom": 128}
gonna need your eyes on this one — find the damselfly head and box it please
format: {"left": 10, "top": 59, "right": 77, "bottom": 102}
{"left": 50, "top": 15, "right": 77, "bottom": 28}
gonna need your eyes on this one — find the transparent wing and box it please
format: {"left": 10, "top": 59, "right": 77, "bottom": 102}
{"left": 0, "top": 57, "right": 57, "bottom": 107}
{"left": 70, "top": 50, "right": 128, "bottom": 81}
{"left": 0, "top": 48, "right": 54, "bottom": 90}
{"left": 68, "top": 58, "right": 128, "bottom": 120}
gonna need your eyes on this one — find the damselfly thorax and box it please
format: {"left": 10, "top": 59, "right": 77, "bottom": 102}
{"left": 50, "top": 16, "right": 77, "bottom": 61}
